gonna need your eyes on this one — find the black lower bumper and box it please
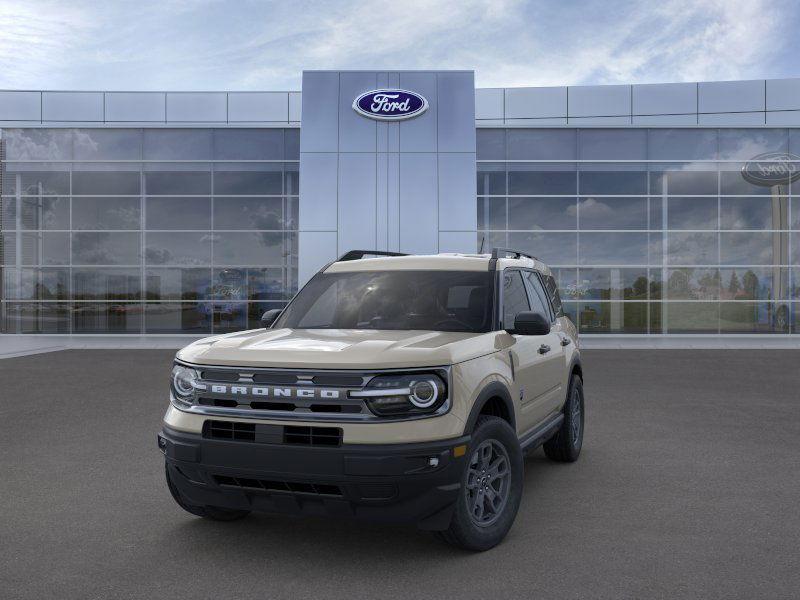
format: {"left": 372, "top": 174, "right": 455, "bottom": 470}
{"left": 159, "top": 425, "right": 470, "bottom": 530}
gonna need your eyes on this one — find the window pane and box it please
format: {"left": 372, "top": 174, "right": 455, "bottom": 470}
{"left": 72, "top": 171, "right": 141, "bottom": 195}
{"left": 144, "top": 171, "right": 211, "bottom": 195}
{"left": 648, "top": 130, "right": 718, "bottom": 161}
{"left": 507, "top": 129, "right": 575, "bottom": 160}
{"left": 668, "top": 197, "right": 718, "bottom": 230}
{"left": 650, "top": 169, "right": 717, "bottom": 195}
{"left": 718, "top": 129, "right": 788, "bottom": 160}
{"left": 73, "top": 129, "right": 141, "bottom": 160}
{"left": 579, "top": 233, "right": 649, "bottom": 265}
{"left": 144, "top": 303, "right": 211, "bottom": 333}
{"left": 476, "top": 129, "right": 505, "bottom": 160}
{"left": 578, "top": 197, "right": 646, "bottom": 230}
{"left": 477, "top": 165, "right": 506, "bottom": 195}
{"left": 20, "top": 197, "right": 69, "bottom": 230}
{"left": 213, "top": 197, "right": 283, "bottom": 229}
{"left": 578, "top": 129, "right": 646, "bottom": 160}
{"left": 664, "top": 302, "right": 719, "bottom": 333}
{"left": 577, "top": 268, "right": 649, "bottom": 300}
{"left": 4, "top": 129, "right": 72, "bottom": 160}
{"left": 72, "top": 197, "right": 140, "bottom": 230}
{"left": 720, "top": 168, "right": 775, "bottom": 195}
{"left": 507, "top": 232, "right": 577, "bottom": 265}
{"left": 285, "top": 129, "right": 300, "bottom": 159}
{"left": 73, "top": 303, "right": 142, "bottom": 333}
{"left": 1, "top": 197, "right": 17, "bottom": 228}
{"left": 213, "top": 232, "right": 293, "bottom": 266}
{"left": 502, "top": 270, "right": 530, "bottom": 327}
{"left": 213, "top": 169, "right": 283, "bottom": 195}
{"left": 720, "top": 197, "right": 786, "bottom": 230}
{"left": 19, "top": 232, "right": 69, "bottom": 265}
{"left": 12, "top": 268, "right": 70, "bottom": 300}
{"left": 508, "top": 197, "right": 576, "bottom": 230}
{"left": 210, "top": 267, "right": 286, "bottom": 301}
{"left": 793, "top": 198, "right": 800, "bottom": 230}
{"left": 3, "top": 303, "right": 70, "bottom": 333}
{"left": 145, "top": 232, "right": 212, "bottom": 265}
{"left": 577, "top": 302, "right": 648, "bottom": 333}
{"left": 145, "top": 197, "right": 211, "bottom": 230}
{"left": 477, "top": 197, "right": 506, "bottom": 230}
{"left": 72, "top": 268, "right": 141, "bottom": 300}
{"left": 666, "top": 232, "right": 718, "bottom": 264}
{"left": 213, "top": 129, "right": 283, "bottom": 160}
{"left": 720, "top": 232, "right": 777, "bottom": 265}
{"left": 650, "top": 197, "right": 663, "bottom": 230}
{"left": 508, "top": 169, "right": 576, "bottom": 195}
{"left": 72, "top": 232, "right": 140, "bottom": 265}
{"left": 145, "top": 268, "right": 212, "bottom": 300}
{"left": 284, "top": 163, "right": 299, "bottom": 196}
{"left": 719, "top": 267, "right": 786, "bottom": 301}
{"left": 666, "top": 268, "right": 720, "bottom": 300}
{"left": 579, "top": 171, "right": 647, "bottom": 195}
{"left": 143, "top": 129, "right": 213, "bottom": 160}
{"left": 213, "top": 302, "right": 248, "bottom": 332}
{"left": 720, "top": 302, "right": 782, "bottom": 333}
{"left": 11, "top": 170, "right": 70, "bottom": 195}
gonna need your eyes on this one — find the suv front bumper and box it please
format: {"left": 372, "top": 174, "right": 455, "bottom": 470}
{"left": 159, "top": 425, "right": 470, "bottom": 530}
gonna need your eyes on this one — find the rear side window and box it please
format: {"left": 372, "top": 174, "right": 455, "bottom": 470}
{"left": 542, "top": 274, "right": 564, "bottom": 317}
{"left": 502, "top": 271, "right": 530, "bottom": 328}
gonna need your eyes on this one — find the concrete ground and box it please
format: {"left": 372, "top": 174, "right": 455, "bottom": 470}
{"left": 1, "top": 349, "right": 799, "bottom": 600}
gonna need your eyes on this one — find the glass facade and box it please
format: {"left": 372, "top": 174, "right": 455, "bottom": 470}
{"left": 478, "top": 128, "right": 800, "bottom": 335}
{"left": 0, "top": 128, "right": 299, "bottom": 334}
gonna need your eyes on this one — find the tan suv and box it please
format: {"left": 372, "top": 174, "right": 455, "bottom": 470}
{"left": 159, "top": 248, "right": 584, "bottom": 551}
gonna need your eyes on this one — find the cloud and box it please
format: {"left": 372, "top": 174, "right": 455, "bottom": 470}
{"left": 0, "top": 0, "right": 795, "bottom": 90}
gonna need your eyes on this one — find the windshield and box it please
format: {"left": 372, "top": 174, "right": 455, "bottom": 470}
{"left": 274, "top": 270, "right": 494, "bottom": 333}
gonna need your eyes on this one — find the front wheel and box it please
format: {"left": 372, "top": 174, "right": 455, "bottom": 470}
{"left": 543, "top": 375, "right": 584, "bottom": 462}
{"left": 436, "top": 416, "right": 523, "bottom": 551}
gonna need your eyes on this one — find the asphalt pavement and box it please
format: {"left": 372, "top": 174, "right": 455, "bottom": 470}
{"left": 1, "top": 349, "right": 799, "bottom": 599}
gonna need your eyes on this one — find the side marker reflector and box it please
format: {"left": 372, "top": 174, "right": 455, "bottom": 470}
{"left": 453, "top": 445, "right": 467, "bottom": 458}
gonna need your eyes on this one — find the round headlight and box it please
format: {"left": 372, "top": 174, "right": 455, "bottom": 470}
{"left": 172, "top": 365, "right": 198, "bottom": 398}
{"left": 409, "top": 379, "right": 439, "bottom": 408}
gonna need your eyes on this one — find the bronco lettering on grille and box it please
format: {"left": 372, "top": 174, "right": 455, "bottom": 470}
{"left": 208, "top": 385, "right": 341, "bottom": 400}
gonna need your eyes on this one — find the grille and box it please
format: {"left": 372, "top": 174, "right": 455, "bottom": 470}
{"left": 213, "top": 475, "right": 343, "bottom": 497}
{"left": 206, "top": 420, "right": 255, "bottom": 441}
{"left": 284, "top": 426, "right": 342, "bottom": 447}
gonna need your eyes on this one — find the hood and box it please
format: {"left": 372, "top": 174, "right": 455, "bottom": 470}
{"left": 176, "top": 328, "right": 501, "bottom": 369}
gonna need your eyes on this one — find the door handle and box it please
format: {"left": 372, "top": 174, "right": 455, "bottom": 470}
{"left": 560, "top": 336, "right": 571, "bottom": 346}
{"left": 538, "top": 344, "right": 551, "bottom": 354}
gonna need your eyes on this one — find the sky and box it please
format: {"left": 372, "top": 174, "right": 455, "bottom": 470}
{"left": 0, "top": 0, "right": 798, "bottom": 91}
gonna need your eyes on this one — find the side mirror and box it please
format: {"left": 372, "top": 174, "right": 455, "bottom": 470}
{"left": 509, "top": 311, "right": 550, "bottom": 336}
{"left": 260, "top": 309, "right": 282, "bottom": 329}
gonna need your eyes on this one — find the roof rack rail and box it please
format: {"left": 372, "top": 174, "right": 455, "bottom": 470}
{"left": 338, "top": 250, "right": 409, "bottom": 262}
{"left": 490, "top": 247, "right": 538, "bottom": 261}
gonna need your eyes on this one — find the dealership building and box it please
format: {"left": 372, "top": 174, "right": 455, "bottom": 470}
{"left": 1, "top": 70, "right": 799, "bottom": 343}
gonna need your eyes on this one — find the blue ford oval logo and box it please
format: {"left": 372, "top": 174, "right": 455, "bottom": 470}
{"left": 742, "top": 152, "right": 800, "bottom": 186}
{"left": 352, "top": 89, "right": 428, "bottom": 121}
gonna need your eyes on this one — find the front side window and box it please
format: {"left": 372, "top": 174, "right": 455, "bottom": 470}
{"left": 522, "top": 271, "right": 551, "bottom": 320}
{"left": 275, "top": 270, "right": 494, "bottom": 333}
{"left": 502, "top": 271, "right": 530, "bottom": 329}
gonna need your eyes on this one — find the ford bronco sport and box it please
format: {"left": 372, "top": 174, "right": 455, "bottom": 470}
{"left": 159, "top": 248, "right": 584, "bottom": 551}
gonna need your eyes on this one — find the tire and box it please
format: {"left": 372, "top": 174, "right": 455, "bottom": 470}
{"left": 436, "top": 416, "right": 524, "bottom": 551}
{"left": 165, "top": 463, "right": 250, "bottom": 522}
{"left": 543, "top": 375, "right": 584, "bottom": 463}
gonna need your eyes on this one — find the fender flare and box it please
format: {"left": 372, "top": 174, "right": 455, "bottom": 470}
{"left": 463, "top": 381, "right": 516, "bottom": 435}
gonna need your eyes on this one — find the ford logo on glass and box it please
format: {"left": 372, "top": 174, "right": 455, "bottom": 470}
{"left": 741, "top": 152, "right": 800, "bottom": 187}
{"left": 353, "top": 89, "right": 428, "bottom": 121}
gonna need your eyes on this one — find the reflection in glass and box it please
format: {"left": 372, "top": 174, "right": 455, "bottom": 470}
{"left": 10, "top": 171, "right": 70, "bottom": 196}
{"left": 719, "top": 268, "right": 786, "bottom": 301}
{"left": 145, "top": 232, "right": 212, "bottom": 266}
{"left": 720, "top": 232, "right": 776, "bottom": 265}
{"left": 507, "top": 129, "right": 575, "bottom": 160}
{"left": 73, "top": 129, "right": 141, "bottom": 160}
{"left": 213, "top": 129, "right": 284, "bottom": 160}
{"left": 664, "top": 302, "right": 719, "bottom": 333}
{"left": 3, "top": 302, "right": 70, "bottom": 333}
{"left": 579, "top": 171, "right": 647, "bottom": 195}
{"left": 20, "top": 197, "right": 69, "bottom": 230}
{"left": 667, "top": 197, "right": 718, "bottom": 230}
{"left": 577, "top": 302, "right": 647, "bottom": 333}
{"left": 20, "top": 232, "right": 70, "bottom": 265}
{"left": 476, "top": 129, "right": 505, "bottom": 160}
{"left": 507, "top": 197, "right": 576, "bottom": 230}
{"left": 477, "top": 167, "right": 506, "bottom": 195}
{"left": 666, "top": 232, "right": 718, "bottom": 264}
{"left": 213, "top": 232, "right": 293, "bottom": 266}
{"left": 577, "top": 268, "right": 649, "bottom": 300}
{"left": 507, "top": 232, "right": 577, "bottom": 265}
{"left": 16, "top": 268, "right": 70, "bottom": 300}
{"left": 212, "top": 302, "right": 247, "bottom": 332}
{"left": 144, "top": 171, "right": 211, "bottom": 195}
{"left": 72, "top": 197, "right": 140, "bottom": 230}
{"left": 213, "top": 170, "right": 282, "bottom": 195}
{"left": 3, "top": 129, "right": 73, "bottom": 160}
{"left": 145, "top": 197, "right": 211, "bottom": 230}
{"left": 213, "top": 197, "right": 283, "bottom": 230}
{"left": 666, "top": 268, "right": 720, "bottom": 300}
{"left": 72, "top": 171, "right": 141, "bottom": 195}
{"left": 144, "top": 303, "right": 211, "bottom": 333}
{"left": 647, "top": 129, "right": 717, "bottom": 161}
{"left": 145, "top": 268, "right": 212, "bottom": 301}
{"left": 72, "top": 268, "right": 141, "bottom": 300}
{"left": 577, "top": 197, "right": 646, "bottom": 230}
{"left": 579, "top": 233, "right": 649, "bottom": 265}
{"left": 73, "top": 303, "right": 143, "bottom": 333}
{"left": 578, "top": 129, "right": 646, "bottom": 160}
{"left": 720, "top": 197, "right": 786, "bottom": 230}
{"left": 72, "top": 232, "right": 140, "bottom": 265}
{"left": 720, "top": 302, "right": 783, "bottom": 333}
{"left": 508, "top": 169, "right": 576, "bottom": 195}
